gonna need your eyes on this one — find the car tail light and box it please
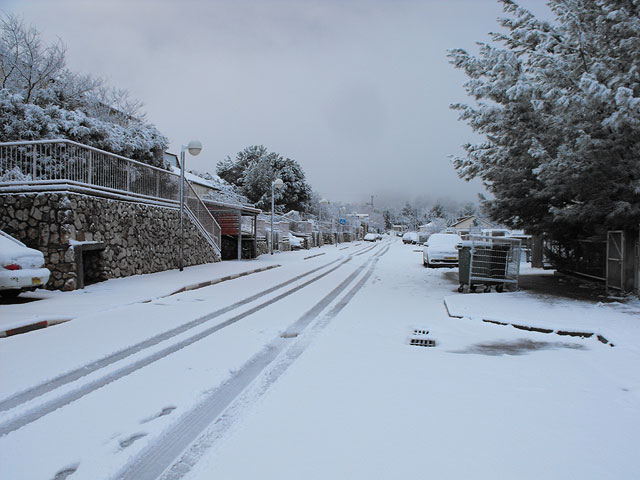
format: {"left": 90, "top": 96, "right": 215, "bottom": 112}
{"left": 4, "top": 264, "right": 22, "bottom": 271}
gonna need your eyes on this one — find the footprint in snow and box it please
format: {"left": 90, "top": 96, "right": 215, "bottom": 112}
{"left": 119, "top": 432, "right": 148, "bottom": 448}
{"left": 140, "top": 405, "right": 177, "bottom": 424}
{"left": 52, "top": 464, "right": 79, "bottom": 480}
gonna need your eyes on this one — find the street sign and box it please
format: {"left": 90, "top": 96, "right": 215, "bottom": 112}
{"left": 339, "top": 218, "right": 346, "bottom": 225}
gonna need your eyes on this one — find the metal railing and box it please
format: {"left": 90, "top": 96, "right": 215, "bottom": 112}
{"left": 0, "top": 139, "right": 221, "bottom": 254}
{"left": 543, "top": 238, "right": 606, "bottom": 281}
{"left": 182, "top": 178, "right": 221, "bottom": 253}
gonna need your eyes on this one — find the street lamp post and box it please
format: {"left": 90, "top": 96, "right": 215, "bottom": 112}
{"left": 180, "top": 140, "right": 202, "bottom": 271}
{"left": 270, "top": 178, "right": 284, "bottom": 255}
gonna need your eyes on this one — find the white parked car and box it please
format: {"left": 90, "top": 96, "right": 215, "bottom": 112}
{"left": 364, "top": 233, "right": 377, "bottom": 242}
{"left": 0, "top": 230, "right": 51, "bottom": 298}
{"left": 423, "top": 233, "right": 462, "bottom": 268}
{"left": 288, "top": 232, "right": 303, "bottom": 250}
{"left": 402, "top": 231, "right": 419, "bottom": 244}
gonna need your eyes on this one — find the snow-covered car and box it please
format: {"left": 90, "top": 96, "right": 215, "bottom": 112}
{"left": 288, "top": 233, "right": 303, "bottom": 250}
{"left": 0, "top": 230, "right": 50, "bottom": 298}
{"left": 364, "top": 233, "right": 377, "bottom": 242}
{"left": 423, "top": 233, "right": 462, "bottom": 268}
{"left": 375, "top": 233, "right": 383, "bottom": 240}
{"left": 402, "top": 231, "right": 419, "bottom": 244}
{"left": 417, "top": 232, "right": 430, "bottom": 244}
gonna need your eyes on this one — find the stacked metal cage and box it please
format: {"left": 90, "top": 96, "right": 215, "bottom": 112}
{"left": 458, "top": 236, "right": 522, "bottom": 293}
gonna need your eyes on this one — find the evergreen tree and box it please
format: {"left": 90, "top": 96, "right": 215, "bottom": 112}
{"left": 429, "top": 203, "right": 446, "bottom": 219}
{"left": 216, "top": 145, "right": 313, "bottom": 212}
{"left": 457, "top": 202, "right": 477, "bottom": 218}
{"left": 383, "top": 209, "right": 393, "bottom": 230}
{"left": 448, "top": 0, "right": 640, "bottom": 240}
{"left": 216, "top": 145, "right": 267, "bottom": 188}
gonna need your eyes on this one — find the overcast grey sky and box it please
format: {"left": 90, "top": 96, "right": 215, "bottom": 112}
{"left": 4, "top": 0, "right": 551, "bottom": 207}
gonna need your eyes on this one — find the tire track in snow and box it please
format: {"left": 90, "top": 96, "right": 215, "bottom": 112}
{"left": 0, "top": 245, "right": 385, "bottom": 436}
{"left": 115, "top": 243, "right": 390, "bottom": 480}
{"left": 0, "top": 258, "right": 345, "bottom": 414}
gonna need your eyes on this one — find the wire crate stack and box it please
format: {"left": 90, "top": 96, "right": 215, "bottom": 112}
{"left": 458, "top": 236, "right": 522, "bottom": 293}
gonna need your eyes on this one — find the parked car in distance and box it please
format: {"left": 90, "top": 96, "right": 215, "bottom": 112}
{"left": 0, "top": 230, "right": 51, "bottom": 298}
{"left": 402, "top": 231, "right": 419, "bottom": 244}
{"left": 288, "top": 233, "right": 303, "bottom": 250}
{"left": 423, "top": 233, "right": 462, "bottom": 268}
{"left": 364, "top": 233, "right": 377, "bottom": 242}
{"left": 481, "top": 228, "right": 511, "bottom": 237}
{"left": 417, "top": 232, "right": 430, "bottom": 244}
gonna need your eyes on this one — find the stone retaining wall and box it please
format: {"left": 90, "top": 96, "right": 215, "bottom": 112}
{"left": 0, "top": 192, "right": 219, "bottom": 291}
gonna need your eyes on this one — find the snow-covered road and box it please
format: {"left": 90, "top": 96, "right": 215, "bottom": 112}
{"left": 1, "top": 238, "right": 638, "bottom": 480}
{"left": 0, "top": 241, "right": 388, "bottom": 479}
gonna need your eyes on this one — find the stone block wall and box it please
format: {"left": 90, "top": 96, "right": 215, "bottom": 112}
{"left": 0, "top": 192, "right": 220, "bottom": 291}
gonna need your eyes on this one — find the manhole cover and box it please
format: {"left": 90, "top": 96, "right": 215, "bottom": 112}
{"left": 409, "top": 338, "right": 436, "bottom": 347}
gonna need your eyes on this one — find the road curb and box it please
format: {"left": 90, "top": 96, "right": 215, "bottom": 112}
{"left": 167, "top": 264, "right": 281, "bottom": 296}
{"left": 303, "top": 252, "right": 326, "bottom": 260}
{"left": 443, "top": 299, "right": 614, "bottom": 347}
{"left": 0, "top": 317, "right": 72, "bottom": 338}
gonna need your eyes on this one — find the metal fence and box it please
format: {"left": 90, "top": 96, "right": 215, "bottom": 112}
{"left": 0, "top": 139, "right": 221, "bottom": 254}
{"left": 290, "top": 220, "right": 313, "bottom": 236}
{"left": 543, "top": 238, "right": 606, "bottom": 281}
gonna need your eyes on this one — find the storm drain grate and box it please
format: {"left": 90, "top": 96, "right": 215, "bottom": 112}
{"left": 410, "top": 338, "right": 436, "bottom": 347}
{"left": 413, "top": 329, "right": 429, "bottom": 336}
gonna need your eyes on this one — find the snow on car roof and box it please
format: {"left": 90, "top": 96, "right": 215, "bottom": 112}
{"left": 0, "top": 232, "right": 43, "bottom": 263}
{"left": 428, "top": 233, "right": 460, "bottom": 245}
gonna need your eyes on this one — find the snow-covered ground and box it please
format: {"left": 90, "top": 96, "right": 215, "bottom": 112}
{"left": 0, "top": 238, "right": 638, "bottom": 480}
{"left": 180, "top": 243, "right": 639, "bottom": 480}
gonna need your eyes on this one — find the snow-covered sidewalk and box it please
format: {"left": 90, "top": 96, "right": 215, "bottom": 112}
{"left": 444, "top": 287, "right": 640, "bottom": 350}
{"left": 0, "top": 244, "right": 345, "bottom": 335}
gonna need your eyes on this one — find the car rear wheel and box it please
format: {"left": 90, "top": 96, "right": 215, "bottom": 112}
{"left": 1, "top": 289, "right": 21, "bottom": 299}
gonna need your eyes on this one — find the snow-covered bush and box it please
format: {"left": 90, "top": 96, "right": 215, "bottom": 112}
{"left": 0, "top": 13, "right": 168, "bottom": 168}
{"left": 0, "top": 165, "right": 32, "bottom": 182}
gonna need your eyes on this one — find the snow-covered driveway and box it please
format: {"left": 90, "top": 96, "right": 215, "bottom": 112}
{"left": 0, "top": 238, "right": 638, "bottom": 480}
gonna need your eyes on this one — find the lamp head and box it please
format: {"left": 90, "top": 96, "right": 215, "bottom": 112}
{"left": 273, "top": 178, "right": 284, "bottom": 189}
{"left": 320, "top": 198, "right": 328, "bottom": 205}
{"left": 187, "top": 140, "right": 202, "bottom": 156}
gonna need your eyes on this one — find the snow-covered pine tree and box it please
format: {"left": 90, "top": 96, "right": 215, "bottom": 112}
{"left": 448, "top": 0, "right": 640, "bottom": 241}
{"left": 216, "top": 145, "right": 312, "bottom": 213}
{"left": 216, "top": 145, "right": 268, "bottom": 188}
